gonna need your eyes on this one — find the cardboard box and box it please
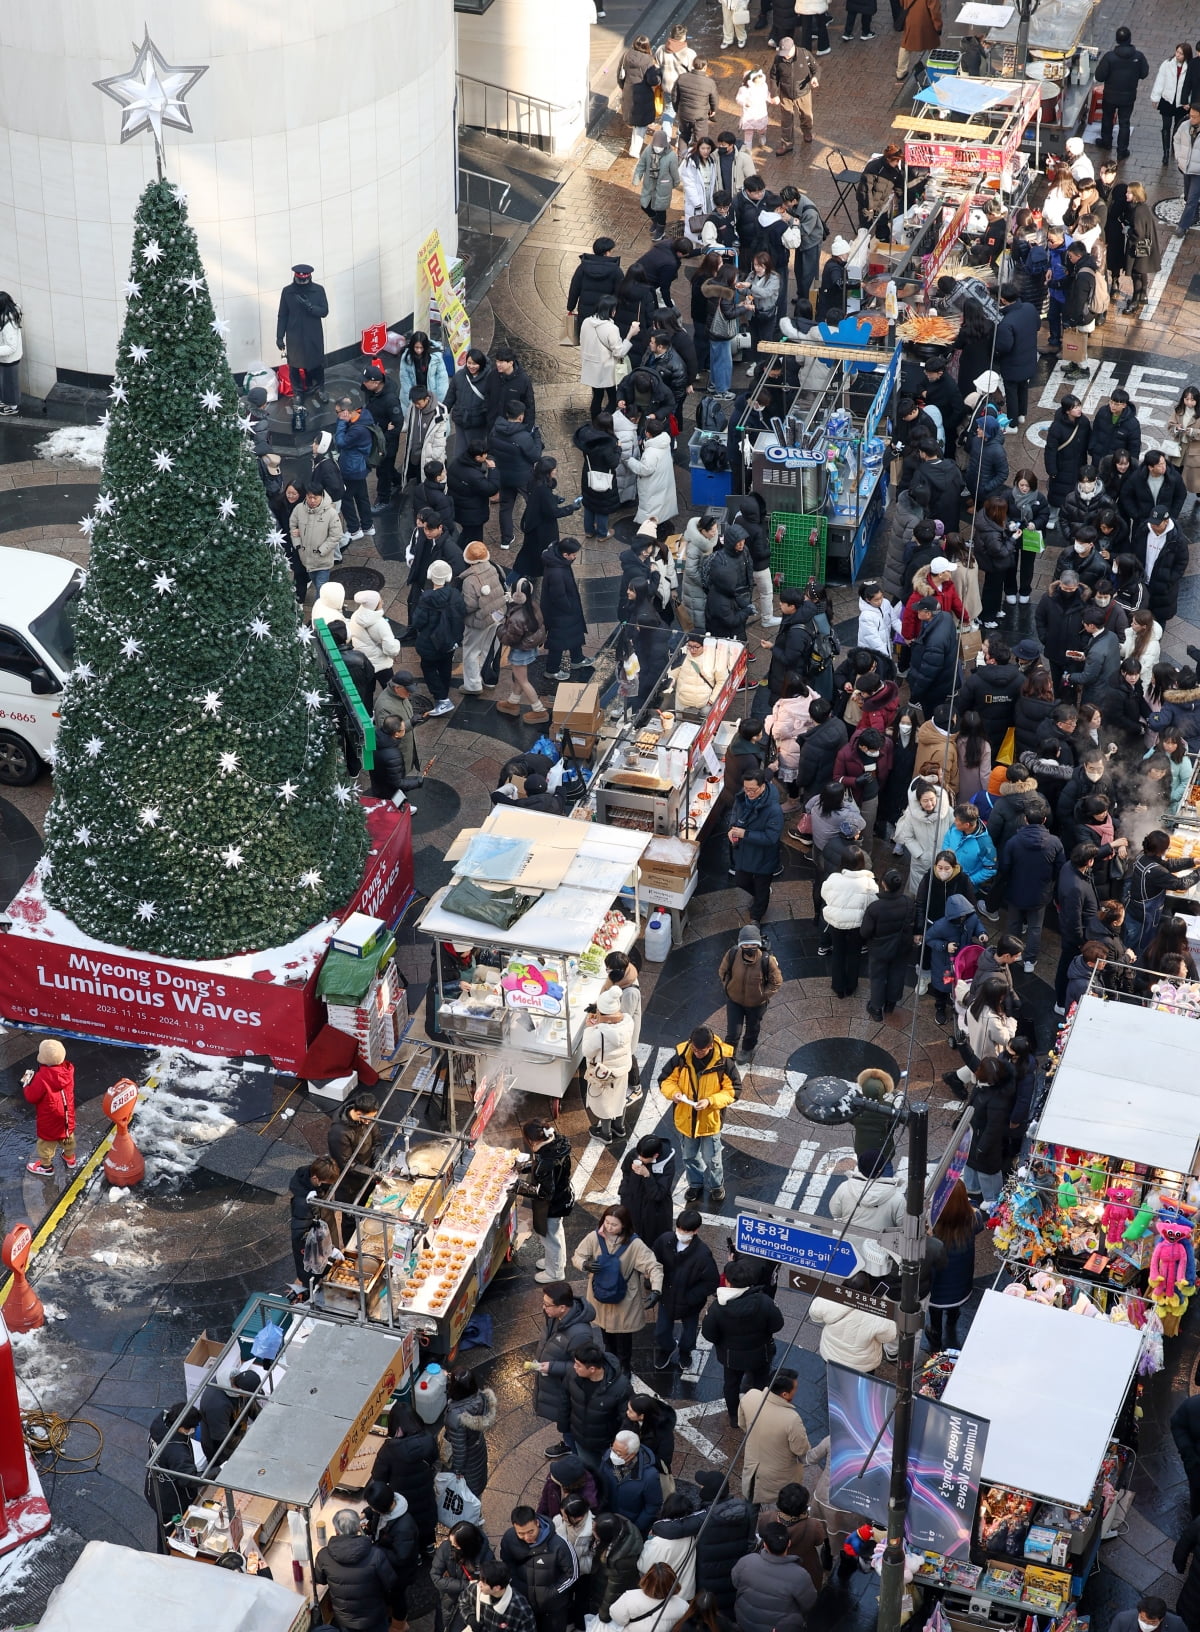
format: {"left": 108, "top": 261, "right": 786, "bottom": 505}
{"left": 184, "top": 1331, "right": 225, "bottom": 1395}
{"left": 331, "top": 912, "right": 385, "bottom": 958}
{"left": 557, "top": 728, "right": 599, "bottom": 762}
{"left": 552, "top": 681, "right": 601, "bottom": 734}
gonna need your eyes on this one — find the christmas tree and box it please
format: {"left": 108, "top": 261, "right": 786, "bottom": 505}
{"left": 41, "top": 180, "right": 368, "bottom": 960}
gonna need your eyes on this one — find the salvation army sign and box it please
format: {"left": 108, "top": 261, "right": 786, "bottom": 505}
{"left": 0, "top": 800, "right": 414, "bottom": 1073}
{"left": 827, "top": 1363, "right": 989, "bottom": 1557}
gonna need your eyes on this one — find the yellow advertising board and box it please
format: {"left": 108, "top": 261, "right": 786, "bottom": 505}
{"left": 415, "top": 227, "right": 471, "bottom": 365}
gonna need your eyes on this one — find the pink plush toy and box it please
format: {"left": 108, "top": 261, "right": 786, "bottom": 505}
{"left": 1150, "top": 1220, "right": 1191, "bottom": 1300}
{"left": 1101, "top": 1185, "right": 1134, "bottom": 1244}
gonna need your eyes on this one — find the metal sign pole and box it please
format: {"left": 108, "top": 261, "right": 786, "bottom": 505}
{"left": 877, "top": 1103, "right": 929, "bottom": 1632}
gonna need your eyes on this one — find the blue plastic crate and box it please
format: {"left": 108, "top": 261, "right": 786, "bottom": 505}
{"left": 690, "top": 465, "right": 733, "bottom": 505}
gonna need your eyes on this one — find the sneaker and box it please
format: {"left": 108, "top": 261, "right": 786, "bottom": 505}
{"left": 883, "top": 1341, "right": 899, "bottom": 1361}
{"left": 1005, "top": 594, "right": 1017, "bottom": 605}
{"left": 547, "top": 668, "right": 572, "bottom": 681}
{"left": 841, "top": 33, "right": 854, "bottom": 39}
{"left": 866, "top": 1005, "right": 884, "bottom": 1022}
{"left": 1023, "top": 960, "right": 1035, "bottom": 974}
{"left": 1053, "top": 1003, "right": 1066, "bottom": 1016}
{"left": 63, "top": 1153, "right": 78, "bottom": 1169}
{"left": 982, "top": 619, "right": 1000, "bottom": 630}
{"left": 570, "top": 659, "right": 592, "bottom": 671}
{"left": 978, "top": 902, "right": 999, "bottom": 922}
{"left": 735, "top": 1048, "right": 755, "bottom": 1067}
{"left": 26, "top": 1161, "right": 55, "bottom": 1176}
{"left": 709, "top": 1187, "right": 726, "bottom": 1204}
{"left": 424, "top": 698, "right": 454, "bottom": 717}
{"left": 817, "top": 46, "right": 831, "bottom": 54}
{"left": 363, "top": 526, "right": 376, "bottom": 537}
{"left": 349, "top": 529, "right": 364, "bottom": 540}
{"left": 534, "top": 1270, "right": 557, "bottom": 1283}
{"left": 862, "top": 30, "right": 876, "bottom": 37}
{"left": 370, "top": 501, "right": 391, "bottom": 514}
{"left": 500, "top": 539, "right": 512, "bottom": 549}
{"left": 683, "top": 1186, "right": 704, "bottom": 1204}
{"left": 404, "top": 803, "right": 418, "bottom": 814}
{"left": 1019, "top": 594, "right": 1031, "bottom": 604}
{"left": 817, "top": 943, "right": 830, "bottom": 956}
{"left": 543, "top": 1441, "right": 571, "bottom": 1459}
{"left": 536, "top": 1259, "right": 546, "bottom": 1270}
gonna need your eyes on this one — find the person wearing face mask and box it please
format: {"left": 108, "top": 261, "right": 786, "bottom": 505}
{"left": 894, "top": 778, "right": 954, "bottom": 900}
{"left": 599, "top": 1433, "right": 664, "bottom": 1536}
{"left": 1034, "top": 570, "right": 1089, "bottom": 692}
{"left": 651, "top": 1208, "right": 719, "bottom": 1371}
{"left": 1054, "top": 743, "right": 1117, "bottom": 830}
{"left": 718, "top": 923, "right": 783, "bottom": 1065}
{"left": 1058, "top": 465, "right": 1108, "bottom": 539}
{"left": 1107, "top": 1596, "right": 1187, "bottom": 1632}
{"left": 1086, "top": 576, "right": 1131, "bottom": 641}
{"left": 1055, "top": 524, "right": 1109, "bottom": 590}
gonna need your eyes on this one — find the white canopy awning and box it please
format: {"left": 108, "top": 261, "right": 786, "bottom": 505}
{"left": 1036, "top": 995, "right": 1200, "bottom": 1172}
{"left": 941, "top": 1291, "right": 1141, "bottom": 1505}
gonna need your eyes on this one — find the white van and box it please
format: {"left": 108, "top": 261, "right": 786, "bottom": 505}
{"left": 0, "top": 545, "right": 83, "bottom": 784}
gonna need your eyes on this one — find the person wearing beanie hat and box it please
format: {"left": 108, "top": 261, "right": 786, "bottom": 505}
{"left": 582, "top": 988, "right": 637, "bottom": 1143}
{"left": 409, "top": 558, "right": 467, "bottom": 717}
{"left": 459, "top": 541, "right": 507, "bottom": 695}
{"left": 538, "top": 1453, "right": 600, "bottom": 1518}
{"left": 719, "top": 923, "right": 783, "bottom": 1064}
{"left": 815, "top": 239, "right": 851, "bottom": 323}
{"left": 24, "top": 1039, "right": 76, "bottom": 1175}
{"left": 276, "top": 263, "right": 328, "bottom": 403}
{"left": 349, "top": 588, "right": 402, "bottom": 684}
{"left": 1064, "top": 136, "right": 1095, "bottom": 184}
{"left": 309, "top": 429, "right": 347, "bottom": 556}
{"left": 310, "top": 579, "right": 347, "bottom": 629}
{"left": 632, "top": 127, "right": 680, "bottom": 243}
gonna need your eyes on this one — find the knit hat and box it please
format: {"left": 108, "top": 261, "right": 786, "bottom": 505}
{"left": 38, "top": 1039, "right": 66, "bottom": 1065}
{"left": 597, "top": 986, "right": 624, "bottom": 1014}
{"left": 464, "top": 540, "right": 490, "bottom": 562}
{"left": 830, "top": 236, "right": 852, "bottom": 256}
{"left": 1065, "top": 137, "right": 1084, "bottom": 157}
{"left": 315, "top": 431, "right": 333, "bottom": 455}
{"left": 428, "top": 560, "right": 453, "bottom": 585}
{"left": 354, "top": 589, "right": 382, "bottom": 610}
{"left": 738, "top": 923, "right": 763, "bottom": 947}
{"left": 652, "top": 129, "right": 670, "bottom": 152}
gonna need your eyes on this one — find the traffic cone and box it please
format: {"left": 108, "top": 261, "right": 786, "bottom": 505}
{"left": 0, "top": 1226, "right": 42, "bottom": 1334}
{"left": 103, "top": 1078, "right": 145, "bottom": 1187}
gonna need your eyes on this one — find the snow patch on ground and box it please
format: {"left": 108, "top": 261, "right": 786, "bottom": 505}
{"left": 0, "top": 1527, "right": 57, "bottom": 1594}
{"left": 10, "top": 1326, "right": 76, "bottom": 1414}
{"left": 133, "top": 1049, "right": 240, "bottom": 1186}
{"left": 36, "top": 423, "right": 107, "bottom": 467}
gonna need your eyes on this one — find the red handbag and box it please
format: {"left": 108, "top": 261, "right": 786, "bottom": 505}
{"left": 276, "top": 364, "right": 293, "bottom": 397}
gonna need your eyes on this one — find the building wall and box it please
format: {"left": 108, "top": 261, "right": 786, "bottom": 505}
{"left": 457, "top": 0, "right": 591, "bottom": 157}
{"left": 0, "top": 0, "right": 459, "bottom": 399}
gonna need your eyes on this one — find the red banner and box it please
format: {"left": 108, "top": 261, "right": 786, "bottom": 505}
{"left": 0, "top": 801, "right": 414, "bottom": 1074}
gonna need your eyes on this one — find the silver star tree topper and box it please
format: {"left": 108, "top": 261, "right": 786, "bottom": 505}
{"left": 94, "top": 28, "right": 207, "bottom": 175}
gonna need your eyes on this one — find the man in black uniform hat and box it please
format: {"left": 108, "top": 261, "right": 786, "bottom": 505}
{"left": 276, "top": 263, "right": 329, "bottom": 402}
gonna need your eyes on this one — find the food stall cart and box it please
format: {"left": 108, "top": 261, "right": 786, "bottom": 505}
{"left": 911, "top": 1291, "right": 1140, "bottom": 1619}
{"left": 959, "top": 0, "right": 1102, "bottom": 136}
{"left": 36, "top": 1540, "right": 307, "bottom": 1632}
{"left": 747, "top": 335, "right": 902, "bottom": 579}
{"left": 413, "top": 807, "right": 651, "bottom": 1100}
{"left": 990, "top": 991, "right": 1200, "bottom": 1338}
{"left": 147, "top": 1300, "right": 410, "bottom": 1599}
{"left": 312, "top": 1056, "right": 524, "bottom": 1354}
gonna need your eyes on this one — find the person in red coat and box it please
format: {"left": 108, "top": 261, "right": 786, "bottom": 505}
{"left": 23, "top": 1038, "right": 76, "bottom": 1175}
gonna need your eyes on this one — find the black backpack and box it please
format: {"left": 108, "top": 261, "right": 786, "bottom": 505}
{"left": 807, "top": 611, "right": 836, "bottom": 674}
{"left": 696, "top": 395, "right": 729, "bottom": 434}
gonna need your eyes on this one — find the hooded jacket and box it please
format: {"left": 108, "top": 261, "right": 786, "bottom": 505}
{"left": 659, "top": 1038, "right": 741, "bottom": 1139}
{"left": 366, "top": 1493, "right": 421, "bottom": 1605}
{"left": 500, "top": 1514, "right": 579, "bottom": 1615}
{"left": 808, "top": 1301, "right": 898, "bottom": 1374}
{"left": 1063, "top": 250, "right": 1101, "bottom": 329}
{"left": 965, "top": 414, "right": 1009, "bottom": 502}
{"left": 291, "top": 494, "right": 342, "bottom": 571}
{"left": 448, "top": 452, "right": 501, "bottom": 529}
{"left": 1034, "top": 581, "right": 1089, "bottom": 668}
{"left": 533, "top": 1295, "right": 603, "bottom": 1423}
{"left": 24, "top": 1060, "right": 75, "bottom": 1140}
{"left": 945, "top": 821, "right": 997, "bottom": 884}
{"left": 705, "top": 538, "right": 755, "bottom": 635}
{"left": 445, "top": 1387, "right": 498, "bottom": 1497}
{"left": 718, "top": 943, "right": 783, "bottom": 1008}
{"left": 829, "top": 1168, "right": 906, "bottom": 1233}
{"left": 461, "top": 555, "right": 507, "bottom": 632}
{"left": 484, "top": 361, "right": 536, "bottom": 429}
{"left": 1000, "top": 822, "right": 1064, "bottom": 908}
{"left": 488, "top": 418, "right": 542, "bottom": 490}
{"left": 568, "top": 252, "right": 623, "bottom": 320}
{"left": 594, "top": 1517, "right": 647, "bottom": 1618}
{"left": 894, "top": 779, "right": 954, "bottom": 873}
{"left": 821, "top": 867, "right": 880, "bottom": 930}
{"left": 796, "top": 716, "right": 849, "bottom": 794}
{"left": 599, "top": 1445, "right": 664, "bottom": 1536}
{"left": 372, "top": 1427, "right": 439, "bottom": 1544}
{"left": 1131, "top": 516, "right": 1190, "bottom": 621}
{"left": 560, "top": 1351, "right": 632, "bottom": 1463}
{"left": 1095, "top": 40, "right": 1150, "bottom": 106}
{"left": 914, "top": 720, "right": 956, "bottom": 796}
{"left": 626, "top": 430, "right": 678, "bottom": 524}
{"left": 908, "top": 455, "right": 969, "bottom": 531}
{"left": 444, "top": 362, "right": 492, "bottom": 431}
{"left": 574, "top": 422, "right": 623, "bottom": 515}
{"left": 1066, "top": 626, "right": 1122, "bottom": 702}
{"left": 730, "top": 783, "right": 784, "bottom": 875}
{"left": 1043, "top": 409, "right": 1092, "bottom": 506}
{"left": 652, "top": 1229, "right": 720, "bottom": 1319}
{"left": 335, "top": 406, "right": 375, "bottom": 480}
{"left": 926, "top": 894, "right": 985, "bottom": 990}
{"left": 859, "top": 892, "right": 916, "bottom": 967}
{"left": 1089, "top": 401, "right": 1142, "bottom": 464}
{"left": 313, "top": 1534, "right": 397, "bottom": 1632}
{"left": 410, "top": 583, "right": 466, "bottom": 659}
{"left": 349, "top": 592, "right": 401, "bottom": 671}
{"left": 701, "top": 1285, "right": 785, "bottom": 1370}
{"left": 849, "top": 1067, "right": 901, "bottom": 1166}
{"left": 994, "top": 297, "right": 1040, "bottom": 382}
{"left": 403, "top": 397, "right": 451, "bottom": 470}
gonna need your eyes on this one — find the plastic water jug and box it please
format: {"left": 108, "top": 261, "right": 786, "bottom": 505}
{"left": 414, "top": 1362, "right": 448, "bottom": 1423}
{"left": 644, "top": 912, "right": 672, "bottom": 964}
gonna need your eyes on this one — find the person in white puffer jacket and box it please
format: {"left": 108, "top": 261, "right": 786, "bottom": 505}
{"left": 349, "top": 589, "right": 401, "bottom": 684}
{"left": 808, "top": 1300, "right": 898, "bottom": 1372}
{"left": 819, "top": 849, "right": 879, "bottom": 999}
{"left": 893, "top": 776, "right": 953, "bottom": 898}
{"left": 308, "top": 578, "right": 346, "bottom": 628}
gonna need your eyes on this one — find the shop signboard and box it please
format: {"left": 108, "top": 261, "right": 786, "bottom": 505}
{"left": 786, "top": 1266, "right": 898, "bottom": 1317}
{"left": 827, "top": 1363, "right": 989, "bottom": 1557}
{"left": 735, "top": 1212, "right": 861, "bottom": 1276}
{"left": 414, "top": 228, "right": 472, "bottom": 366}
{"left": 922, "top": 195, "right": 973, "bottom": 292}
{"left": 501, "top": 955, "right": 567, "bottom": 1014}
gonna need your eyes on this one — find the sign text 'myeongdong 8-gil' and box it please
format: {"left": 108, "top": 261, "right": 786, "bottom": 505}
{"left": 735, "top": 1212, "right": 861, "bottom": 1276}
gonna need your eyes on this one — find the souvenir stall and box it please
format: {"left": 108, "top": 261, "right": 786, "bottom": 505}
{"left": 747, "top": 335, "right": 902, "bottom": 578}
{"left": 414, "top": 807, "right": 651, "bottom": 1100}
{"left": 146, "top": 1298, "right": 411, "bottom": 1596}
{"left": 989, "top": 993, "right": 1200, "bottom": 1340}
{"left": 320, "top": 1061, "right": 524, "bottom": 1354}
{"left": 911, "top": 1291, "right": 1141, "bottom": 1619}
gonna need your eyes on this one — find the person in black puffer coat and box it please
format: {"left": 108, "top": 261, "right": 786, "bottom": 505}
{"left": 1058, "top": 467, "right": 1108, "bottom": 538}
{"left": 515, "top": 460, "right": 580, "bottom": 583}
{"left": 701, "top": 1258, "right": 785, "bottom": 1425}
{"left": 448, "top": 443, "right": 500, "bottom": 533}
{"left": 574, "top": 418, "right": 623, "bottom": 539}
{"left": 363, "top": 1482, "right": 421, "bottom": 1622}
{"left": 541, "top": 539, "right": 588, "bottom": 678}
{"left": 373, "top": 1404, "right": 440, "bottom": 1551}
{"left": 619, "top": 1137, "right": 677, "bottom": 1246}
{"left": 288, "top": 1155, "right": 339, "bottom": 1290}
{"left": 314, "top": 1510, "right": 398, "bottom": 1632}
{"left": 694, "top": 1470, "right": 759, "bottom": 1616}
{"left": 444, "top": 1370, "right": 498, "bottom": 1498}
{"left": 860, "top": 869, "right": 917, "bottom": 1019}
{"left": 705, "top": 533, "right": 755, "bottom": 637}
{"left": 794, "top": 700, "right": 849, "bottom": 797}
{"left": 652, "top": 1210, "right": 719, "bottom": 1368}
{"left": 766, "top": 591, "right": 814, "bottom": 698}
{"left": 1043, "top": 401, "right": 1092, "bottom": 512}
{"left": 410, "top": 566, "right": 467, "bottom": 712}
{"left": 518, "top": 1120, "right": 574, "bottom": 1283}
{"left": 569, "top": 240, "right": 623, "bottom": 332}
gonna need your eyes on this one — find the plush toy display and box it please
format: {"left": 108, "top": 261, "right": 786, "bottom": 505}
{"left": 1101, "top": 1185, "right": 1135, "bottom": 1245}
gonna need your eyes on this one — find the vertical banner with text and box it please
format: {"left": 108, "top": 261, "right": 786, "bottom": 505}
{"left": 415, "top": 228, "right": 471, "bottom": 366}
{"left": 826, "top": 1363, "right": 989, "bottom": 1558}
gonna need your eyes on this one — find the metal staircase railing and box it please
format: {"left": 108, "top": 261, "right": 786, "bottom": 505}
{"left": 457, "top": 166, "right": 513, "bottom": 237}
{"left": 456, "top": 72, "right": 568, "bottom": 151}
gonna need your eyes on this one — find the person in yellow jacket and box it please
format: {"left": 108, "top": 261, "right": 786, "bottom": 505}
{"left": 657, "top": 1025, "right": 741, "bottom": 1206}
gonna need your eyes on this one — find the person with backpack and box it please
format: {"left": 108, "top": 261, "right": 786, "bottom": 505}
{"left": 718, "top": 923, "right": 783, "bottom": 1064}
{"left": 572, "top": 1205, "right": 663, "bottom": 1375}
{"left": 659, "top": 1026, "right": 741, "bottom": 1207}
{"left": 333, "top": 396, "right": 378, "bottom": 542}
{"left": 651, "top": 1207, "right": 719, "bottom": 1372}
{"left": 1060, "top": 242, "right": 1106, "bottom": 382}
{"left": 362, "top": 365, "right": 404, "bottom": 511}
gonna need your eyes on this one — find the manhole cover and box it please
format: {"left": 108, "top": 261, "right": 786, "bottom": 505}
{"left": 1155, "top": 196, "right": 1185, "bottom": 226}
{"left": 333, "top": 566, "right": 386, "bottom": 597}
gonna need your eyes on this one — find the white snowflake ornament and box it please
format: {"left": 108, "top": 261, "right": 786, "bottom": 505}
{"left": 249, "top": 617, "right": 270, "bottom": 640}
{"left": 220, "top": 845, "right": 245, "bottom": 870}
{"left": 199, "top": 388, "right": 221, "bottom": 412}
{"left": 74, "top": 825, "right": 93, "bottom": 847}
{"left": 109, "top": 383, "right": 127, "bottom": 404}
{"left": 138, "top": 805, "right": 161, "bottom": 827}
{"left": 120, "top": 636, "right": 142, "bottom": 658}
{"left": 201, "top": 690, "right": 222, "bottom": 715}
{"left": 181, "top": 273, "right": 204, "bottom": 296}
{"left": 218, "top": 751, "right": 240, "bottom": 774}
{"left": 296, "top": 625, "right": 315, "bottom": 644}
{"left": 299, "top": 870, "right": 322, "bottom": 889}
{"left": 95, "top": 493, "right": 116, "bottom": 516}
{"left": 123, "top": 279, "right": 142, "bottom": 299}
{"left": 218, "top": 494, "right": 237, "bottom": 520}
{"left": 278, "top": 780, "right": 298, "bottom": 803}
{"left": 152, "top": 449, "right": 174, "bottom": 472}
{"left": 129, "top": 343, "right": 149, "bottom": 364}
{"left": 79, "top": 515, "right": 95, "bottom": 536}
{"left": 74, "top": 663, "right": 96, "bottom": 682}
{"left": 136, "top": 900, "right": 158, "bottom": 921}
{"left": 152, "top": 572, "right": 175, "bottom": 595}
{"left": 333, "top": 784, "right": 353, "bottom": 805}
{"left": 84, "top": 735, "right": 104, "bottom": 757}
{"left": 211, "top": 317, "right": 230, "bottom": 339}
{"left": 303, "top": 688, "right": 323, "bottom": 710}
{"left": 141, "top": 238, "right": 163, "bottom": 264}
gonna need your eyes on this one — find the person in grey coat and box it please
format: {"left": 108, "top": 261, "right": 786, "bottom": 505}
{"left": 444, "top": 1370, "right": 498, "bottom": 1497}
{"left": 534, "top": 1282, "right": 604, "bottom": 1443}
{"left": 730, "top": 1523, "right": 818, "bottom": 1632}
{"left": 633, "top": 133, "right": 681, "bottom": 242}
{"left": 1065, "top": 609, "right": 1121, "bottom": 705}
